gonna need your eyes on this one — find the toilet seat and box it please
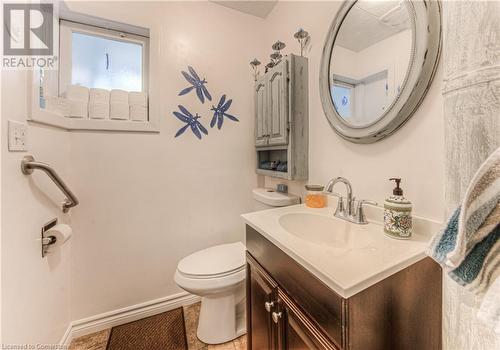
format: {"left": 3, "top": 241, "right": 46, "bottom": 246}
{"left": 174, "top": 242, "right": 246, "bottom": 294}
{"left": 177, "top": 265, "right": 245, "bottom": 279}
{"left": 174, "top": 242, "right": 247, "bottom": 344}
{"left": 177, "top": 242, "right": 245, "bottom": 279}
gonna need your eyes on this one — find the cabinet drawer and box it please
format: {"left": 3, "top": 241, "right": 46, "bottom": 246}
{"left": 246, "top": 226, "right": 345, "bottom": 348}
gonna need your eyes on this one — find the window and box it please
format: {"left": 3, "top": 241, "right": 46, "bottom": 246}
{"left": 71, "top": 32, "right": 142, "bottom": 91}
{"left": 59, "top": 20, "right": 149, "bottom": 96}
{"left": 28, "top": 15, "right": 156, "bottom": 132}
{"left": 331, "top": 82, "right": 353, "bottom": 119}
{"left": 27, "top": 18, "right": 160, "bottom": 133}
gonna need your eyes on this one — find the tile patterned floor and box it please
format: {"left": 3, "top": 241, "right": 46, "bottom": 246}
{"left": 69, "top": 329, "right": 111, "bottom": 350}
{"left": 69, "top": 302, "right": 246, "bottom": 350}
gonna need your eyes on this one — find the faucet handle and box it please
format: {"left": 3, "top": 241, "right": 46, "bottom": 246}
{"left": 334, "top": 196, "right": 345, "bottom": 216}
{"left": 355, "top": 200, "right": 378, "bottom": 224}
{"left": 357, "top": 199, "right": 378, "bottom": 208}
{"left": 323, "top": 191, "right": 343, "bottom": 198}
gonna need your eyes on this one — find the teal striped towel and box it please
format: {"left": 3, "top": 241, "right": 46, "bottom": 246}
{"left": 427, "top": 147, "right": 499, "bottom": 332}
{"left": 430, "top": 206, "right": 499, "bottom": 293}
{"left": 427, "top": 147, "right": 499, "bottom": 295}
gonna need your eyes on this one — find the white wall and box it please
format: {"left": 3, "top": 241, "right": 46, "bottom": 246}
{"left": 1, "top": 71, "right": 72, "bottom": 344}
{"left": 329, "top": 30, "right": 413, "bottom": 124}
{"left": 1, "top": 0, "right": 469, "bottom": 346}
{"left": 1, "top": 0, "right": 263, "bottom": 343}
{"left": 64, "top": 1, "right": 262, "bottom": 321}
{"left": 262, "top": 1, "right": 445, "bottom": 223}
{"left": 333, "top": 29, "right": 412, "bottom": 95}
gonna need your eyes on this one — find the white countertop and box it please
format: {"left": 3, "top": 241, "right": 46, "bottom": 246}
{"left": 242, "top": 204, "right": 442, "bottom": 298}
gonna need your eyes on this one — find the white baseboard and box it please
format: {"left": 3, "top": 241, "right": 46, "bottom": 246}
{"left": 60, "top": 292, "right": 200, "bottom": 346}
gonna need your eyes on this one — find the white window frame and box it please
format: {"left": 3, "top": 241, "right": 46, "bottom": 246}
{"left": 27, "top": 16, "right": 158, "bottom": 133}
{"left": 59, "top": 20, "right": 149, "bottom": 97}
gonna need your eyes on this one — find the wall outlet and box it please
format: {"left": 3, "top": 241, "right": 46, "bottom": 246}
{"left": 8, "top": 120, "right": 28, "bottom": 152}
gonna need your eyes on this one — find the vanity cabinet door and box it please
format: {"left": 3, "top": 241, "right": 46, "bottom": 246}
{"left": 247, "top": 254, "right": 279, "bottom": 350}
{"left": 267, "top": 60, "right": 289, "bottom": 146}
{"left": 278, "top": 289, "right": 339, "bottom": 350}
{"left": 255, "top": 77, "right": 268, "bottom": 147}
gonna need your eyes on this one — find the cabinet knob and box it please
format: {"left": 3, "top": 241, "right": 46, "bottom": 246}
{"left": 272, "top": 311, "right": 282, "bottom": 323}
{"left": 264, "top": 301, "right": 275, "bottom": 312}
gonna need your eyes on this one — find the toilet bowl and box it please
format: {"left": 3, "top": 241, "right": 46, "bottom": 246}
{"left": 174, "top": 188, "right": 300, "bottom": 344}
{"left": 174, "top": 242, "right": 246, "bottom": 344}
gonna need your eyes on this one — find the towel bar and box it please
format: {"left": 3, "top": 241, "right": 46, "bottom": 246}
{"left": 21, "top": 155, "right": 79, "bottom": 213}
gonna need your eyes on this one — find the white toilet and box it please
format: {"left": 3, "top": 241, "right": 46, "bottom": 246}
{"left": 174, "top": 187, "right": 300, "bottom": 344}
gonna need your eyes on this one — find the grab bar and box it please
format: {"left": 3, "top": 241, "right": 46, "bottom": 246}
{"left": 21, "top": 155, "right": 79, "bottom": 213}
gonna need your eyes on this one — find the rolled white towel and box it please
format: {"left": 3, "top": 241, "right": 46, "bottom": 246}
{"left": 89, "top": 103, "right": 109, "bottom": 120}
{"left": 110, "top": 89, "right": 129, "bottom": 103}
{"left": 130, "top": 105, "right": 147, "bottom": 122}
{"left": 129, "top": 92, "right": 147, "bottom": 106}
{"left": 69, "top": 100, "right": 88, "bottom": 118}
{"left": 89, "top": 89, "right": 110, "bottom": 119}
{"left": 65, "top": 85, "right": 89, "bottom": 118}
{"left": 110, "top": 102, "right": 129, "bottom": 120}
{"left": 66, "top": 85, "right": 89, "bottom": 102}
{"left": 46, "top": 96, "right": 70, "bottom": 116}
{"left": 90, "top": 88, "right": 109, "bottom": 104}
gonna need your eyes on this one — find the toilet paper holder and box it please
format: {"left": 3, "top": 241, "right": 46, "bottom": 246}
{"left": 41, "top": 218, "right": 58, "bottom": 257}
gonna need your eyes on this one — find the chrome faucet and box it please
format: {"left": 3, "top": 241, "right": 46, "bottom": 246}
{"left": 325, "top": 177, "right": 354, "bottom": 216}
{"left": 324, "top": 177, "right": 377, "bottom": 224}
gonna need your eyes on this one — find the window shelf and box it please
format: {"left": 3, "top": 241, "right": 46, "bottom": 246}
{"left": 26, "top": 10, "right": 157, "bottom": 133}
{"left": 29, "top": 110, "right": 159, "bottom": 133}
{"left": 28, "top": 64, "right": 159, "bottom": 133}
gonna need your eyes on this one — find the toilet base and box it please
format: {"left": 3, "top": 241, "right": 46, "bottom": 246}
{"left": 196, "top": 288, "right": 246, "bottom": 344}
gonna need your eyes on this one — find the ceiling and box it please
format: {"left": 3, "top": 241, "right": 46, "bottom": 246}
{"left": 210, "top": 1, "right": 278, "bottom": 19}
{"left": 336, "top": 0, "right": 411, "bottom": 52}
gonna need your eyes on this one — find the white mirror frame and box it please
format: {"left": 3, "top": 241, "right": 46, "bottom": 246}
{"left": 320, "top": 0, "right": 442, "bottom": 143}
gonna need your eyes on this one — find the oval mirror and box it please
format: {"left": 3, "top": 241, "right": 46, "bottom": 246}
{"left": 320, "top": 0, "right": 441, "bottom": 143}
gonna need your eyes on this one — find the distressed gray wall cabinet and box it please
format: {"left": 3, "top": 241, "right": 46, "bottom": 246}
{"left": 246, "top": 226, "right": 442, "bottom": 350}
{"left": 254, "top": 54, "right": 309, "bottom": 180}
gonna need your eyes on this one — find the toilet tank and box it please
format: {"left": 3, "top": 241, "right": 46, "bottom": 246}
{"left": 252, "top": 188, "right": 301, "bottom": 211}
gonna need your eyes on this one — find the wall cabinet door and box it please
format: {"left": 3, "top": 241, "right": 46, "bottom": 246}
{"left": 247, "top": 256, "right": 279, "bottom": 350}
{"left": 254, "top": 77, "right": 268, "bottom": 147}
{"left": 267, "top": 61, "right": 289, "bottom": 146}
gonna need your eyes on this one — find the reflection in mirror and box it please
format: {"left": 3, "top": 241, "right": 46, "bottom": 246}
{"left": 329, "top": 0, "right": 413, "bottom": 127}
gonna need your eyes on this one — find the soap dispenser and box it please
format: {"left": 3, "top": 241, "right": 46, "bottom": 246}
{"left": 384, "top": 178, "right": 412, "bottom": 239}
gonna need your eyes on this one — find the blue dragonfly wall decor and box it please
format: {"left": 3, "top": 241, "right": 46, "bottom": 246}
{"left": 210, "top": 95, "right": 239, "bottom": 129}
{"left": 179, "top": 66, "right": 212, "bottom": 104}
{"left": 173, "top": 105, "right": 208, "bottom": 140}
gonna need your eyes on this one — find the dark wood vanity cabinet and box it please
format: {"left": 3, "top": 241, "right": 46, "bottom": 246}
{"left": 246, "top": 225, "right": 442, "bottom": 350}
{"left": 247, "top": 254, "right": 339, "bottom": 350}
{"left": 247, "top": 254, "right": 337, "bottom": 350}
{"left": 247, "top": 255, "right": 279, "bottom": 350}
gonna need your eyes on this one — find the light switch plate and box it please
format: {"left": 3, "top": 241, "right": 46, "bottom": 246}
{"left": 8, "top": 120, "right": 28, "bottom": 151}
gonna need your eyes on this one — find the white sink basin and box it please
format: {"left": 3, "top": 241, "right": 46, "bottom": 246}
{"left": 278, "top": 212, "right": 377, "bottom": 256}
{"left": 242, "top": 204, "right": 439, "bottom": 298}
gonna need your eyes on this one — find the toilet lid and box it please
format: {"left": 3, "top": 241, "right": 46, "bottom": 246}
{"left": 177, "top": 242, "right": 246, "bottom": 278}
